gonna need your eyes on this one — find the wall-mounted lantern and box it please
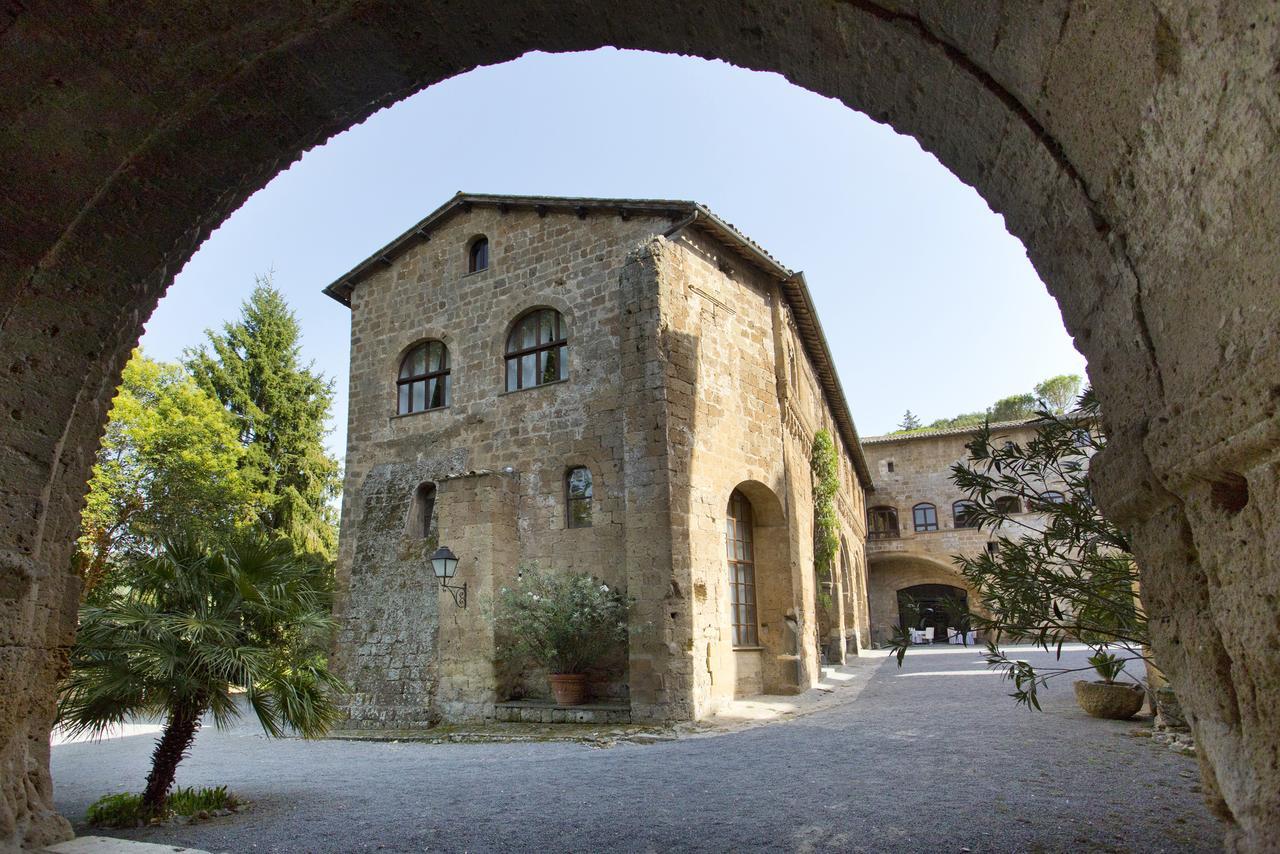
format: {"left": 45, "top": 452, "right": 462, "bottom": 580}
{"left": 430, "top": 545, "right": 466, "bottom": 608}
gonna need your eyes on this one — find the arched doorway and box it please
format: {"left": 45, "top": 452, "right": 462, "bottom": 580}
{"left": 867, "top": 554, "right": 984, "bottom": 648}
{"left": 2, "top": 6, "right": 1276, "bottom": 848}
{"left": 716, "top": 482, "right": 797, "bottom": 702}
{"left": 897, "top": 584, "right": 967, "bottom": 644}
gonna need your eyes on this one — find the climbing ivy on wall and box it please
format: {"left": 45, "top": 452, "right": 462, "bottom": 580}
{"left": 810, "top": 429, "right": 840, "bottom": 580}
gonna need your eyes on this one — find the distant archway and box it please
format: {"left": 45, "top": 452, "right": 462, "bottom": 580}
{"left": 867, "top": 553, "right": 981, "bottom": 647}
{"left": 897, "top": 583, "right": 966, "bottom": 643}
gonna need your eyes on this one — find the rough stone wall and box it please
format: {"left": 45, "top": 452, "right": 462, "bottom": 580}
{"left": 434, "top": 472, "right": 520, "bottom": 721}
{"left": 860, "top": 425, "right": 1045, "bottom": 643}
{"left": 335, "top": 207, "right": 679, "bottom": 724}
{"left": 616, "top": 245, "right": 691, "bottom": 722}
{"left": 2, "top": 3, "right": 1278, "bottom": 849}
{"left": 655, "top": 230, "right": 867, "bottom": 715}
{"left": 864, "top": 556, "right": 983, "bottom": 647}
{"left": 332, "top": 453, "right": 456, "bottom": 728}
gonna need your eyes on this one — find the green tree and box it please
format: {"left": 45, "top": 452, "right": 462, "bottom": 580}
{"left": 890, "top": 389, "right": 1148, "bottom": 707}
{"left": 78, "top": 352, "right": 253, "bottom": 600}
{"left": 926, "top": 411, "right": 986, "bottom": 430}
{"left": 988, "top": 393, "right": 1038, "bottom": 422}
{"left": 186, "top": 279, "right": 340, "bottom": 562}
{"left": 1035, "top": 373, "right": 1083, "bottom": 414}
{"left": 897, "top": 410, "right": 922, "bottom": 431}
{"left": 58, "top": 536, "right": 346, "bottom": 815}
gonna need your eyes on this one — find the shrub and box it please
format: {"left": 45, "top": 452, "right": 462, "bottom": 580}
{"left": 496, "top": 568, "right": 630, "bottom": 674}
{"left": 1087, "top": 651, "right": 1126, "bottom": 683}
{"left": 86, "top": 793, "right": 149, "bottom": 828}
{"left": 86, "top": 786, "right": 240, "bottom": 827}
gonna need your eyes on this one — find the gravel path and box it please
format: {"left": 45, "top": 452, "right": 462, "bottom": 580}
{"left": 51, "top": 648, "right": 1220, "bottom": 853}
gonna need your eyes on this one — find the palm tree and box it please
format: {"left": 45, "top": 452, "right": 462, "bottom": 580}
{"left": 57, "top": 536, "right": 347, "bottom": 813}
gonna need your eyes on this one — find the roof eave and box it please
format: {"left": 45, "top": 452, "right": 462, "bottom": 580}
{"left": 321, "top": 193, "right": 699, "bottom": 307}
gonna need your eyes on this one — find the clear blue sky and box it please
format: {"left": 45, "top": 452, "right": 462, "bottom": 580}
{"left": 140, "top": 48, "right": 1086, "bottom": 461}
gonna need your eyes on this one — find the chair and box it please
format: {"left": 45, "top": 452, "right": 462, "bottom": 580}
{"left": 921, "top": 627, "right": 934, "bottom": 644}
{"left": 946, "top": 627, "right": 959, "bottom": 644}
{"left": 909, "top": 628, "right": 926, "bottom": 644}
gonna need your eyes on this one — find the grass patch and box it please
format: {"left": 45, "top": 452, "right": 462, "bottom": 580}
{"left": 86, "top": 786, "right": 241, "bottom": 828}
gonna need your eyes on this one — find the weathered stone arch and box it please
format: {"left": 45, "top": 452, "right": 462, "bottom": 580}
{"left": 866, "top": 552, "right": 980, "bottom": 645}
{"left": 723, "top": 481, "right": 795, "bottom": 698}
{"left": 728, "top": 478, "right": 788, "bottom": 529}
{"left": 1, "top": 4, "right": 1276, "bottom": 848}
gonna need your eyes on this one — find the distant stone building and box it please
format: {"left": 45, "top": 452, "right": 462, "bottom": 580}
{"left": 859, "top": 421, "right": 1056, "bottom": 645}
{"left": 324, "top": 193, "right": 872, "bottom": 727}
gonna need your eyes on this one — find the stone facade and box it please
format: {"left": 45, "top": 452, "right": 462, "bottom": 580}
{"left": 328, "top": 195, "right": 870, "bottom": 727}
{"left": 860, "top": 423, "right": 1048, "bottom": 645}
{"left": 3, "top": 6, "right": 1278, "bottom": 848}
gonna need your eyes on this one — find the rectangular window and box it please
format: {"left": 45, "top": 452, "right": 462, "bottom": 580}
{"left": 520, "top": 353, "right": 536, "bottom": 388}
{"left": 541, "top": 347, "right": 560, "bottom": 384}
{"left": 868, "top": 508, "right": 899, "bottom": 540}
{"left": 954, "top": 501, "right": 981, "bottom": 529}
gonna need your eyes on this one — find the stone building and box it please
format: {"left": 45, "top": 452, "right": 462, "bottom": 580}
{"left": 324, "top": 193, "right": 872, "bottom": 727}
{"left": 859, "top": 421, "right": 1058, "bottom": 645}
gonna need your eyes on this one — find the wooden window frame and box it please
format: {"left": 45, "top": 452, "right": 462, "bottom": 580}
{"left": 397, "top": 341, "right": 450, "bottom": 415}
{"left": 565, "top": 466, "right": 593, "bottom": 529}
{"left": 505, "top": 309, "right": 568, "bottom": 392}
{"left": 912, "top": 502, "right": 938, "bottom": 532}
{"left": 726, "top": 490, "right": 759, "bottom": 648}
{"left": 468, "top": 236, "right": 489, "bottom": 273}
{"left": 994, "top": 495, "right": 1022, "bottom": 514}
{"left": 953, "top": 500, "right": 981, "bottom": 529}
{"left": 867, "top": 506, "right": 900, "bottom": 540}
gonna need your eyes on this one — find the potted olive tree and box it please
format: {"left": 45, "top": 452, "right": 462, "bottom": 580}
{"left": 495, "top": 568, "right": 630, "bottom": 706}
{"left": 1073, "top": 651, "right": 1145, "bottom": 720}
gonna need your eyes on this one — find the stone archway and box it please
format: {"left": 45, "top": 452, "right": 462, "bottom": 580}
{"left": 2, "top": 4, "right": 1277, "bottom": 849}
{"left": 721, "top": 481, "right": 797, "bottom": 701}
{"left": 867, "top": 553, "right": 984, "bottom": 647}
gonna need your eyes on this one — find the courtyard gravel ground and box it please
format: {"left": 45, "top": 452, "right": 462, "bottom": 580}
{"left": 51, "top": 647, "right": 1220, "bottom": 853}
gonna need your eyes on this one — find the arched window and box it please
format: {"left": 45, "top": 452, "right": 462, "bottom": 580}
{"left": 994, "top": 496, "right": 1022, "bottom": 515}
{"left": 726, "top": 490, "right": 758, "bottom": 647}
{"left": 912, "top": 503, "right": 938, "bottom": 532}
{"left": 468, "top": 236, "right": 489, "bottom": 273}
{"left": 867, "top": 506, "right": 899, "bottom": 540}
{"left": 412, "top": 483, "right": 436, "bottom": 539}
{"left": 397, "top": 340, "right": 450, "bottom": 414}
{"left": 953, "top": 500, "right": 980, "bottom": 529}
{"left": 566, "top": 466, "right": 592, "bottom": 529}
{"left": 505, "top": 308, "right": 567, "bottom": 391}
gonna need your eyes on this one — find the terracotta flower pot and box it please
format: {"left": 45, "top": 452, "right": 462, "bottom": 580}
{"left": 1074, "top": 680, "right": 1145, "bottom": 720}
{"left": 549, "top": 673, "right": 588, "bottom": 706}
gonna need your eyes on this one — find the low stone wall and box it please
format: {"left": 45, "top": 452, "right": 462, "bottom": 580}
{"left": 494, "top": 701, "right": 631, "bottom": 725}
